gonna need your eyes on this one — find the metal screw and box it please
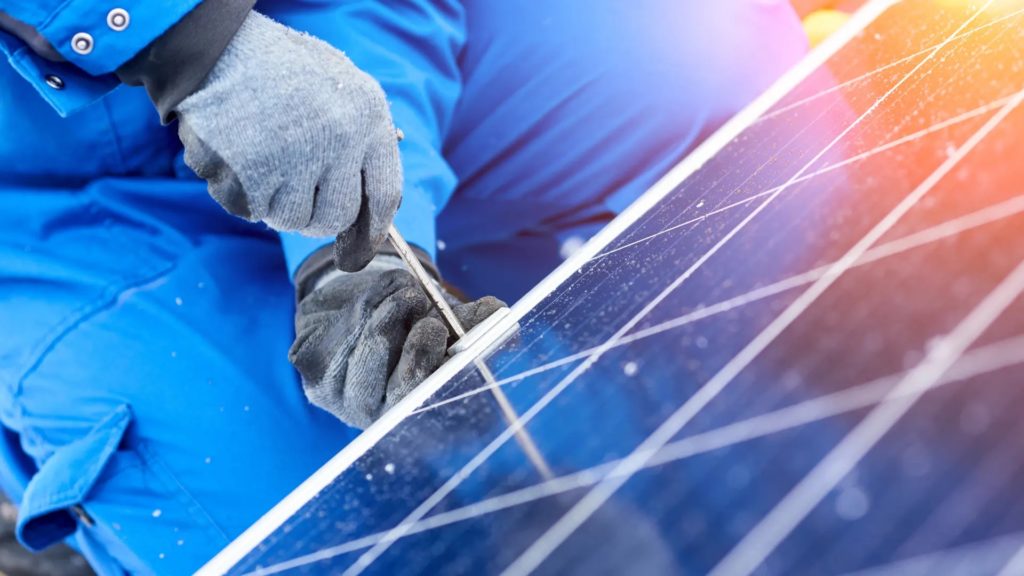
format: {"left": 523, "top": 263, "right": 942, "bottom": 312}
{"left": 71, "top": 32, "right": 94, "bottom": 55}
{"left": 107, "top": 8, "right": 130, "bottom": 31}
{"left": 70, "top": 505, "right": 95, "bottom": 527}
{"left": 44, "top": 75, "right": 65, "bottom": 90}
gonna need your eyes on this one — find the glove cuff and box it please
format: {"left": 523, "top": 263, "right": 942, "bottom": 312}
{"left": 294, "top": 242, "right": 440, "bottom": 301}
{"left": 117, "top": 0, "right": 256, "bottom": 123}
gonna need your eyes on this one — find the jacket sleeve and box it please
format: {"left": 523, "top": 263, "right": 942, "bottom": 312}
{"left": 271, "top": 0, "right": 467, "bottom": 277}
{"left": 0, "top": 0, "right": 464, "bottom": 277}
{"left": 0, "top": 1, "right": 207, "bottom": 116}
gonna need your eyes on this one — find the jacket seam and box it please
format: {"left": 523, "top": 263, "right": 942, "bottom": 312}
{"left": 13, "top": 260, "right": 176, "bottom": 402}
{"left": 34, "top": 406, "right": 131, "bottom": 510}
{"left": 101, "top": 97, "right": 130, "bottom": 171}
{"left": 33, "top": 0, "right": 77, "bottom": 36}
{"left": 135, "top": 442, "right": 232, "bottom": 544}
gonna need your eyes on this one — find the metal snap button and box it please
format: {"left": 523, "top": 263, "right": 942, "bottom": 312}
{"left": 70, "top": 505, "right": 95, "bottom": 527}
{"left": 107, "top": 8, "right": 130, "bottom": 31}
{"left": 44, "top": 75, "right": 65, "bottom": 90}
{"left": 71, "top": 32, "right": 94, "bottom": 55}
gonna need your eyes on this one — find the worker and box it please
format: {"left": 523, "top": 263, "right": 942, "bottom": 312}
{"left": 0, "top": 0, "right": 807, "bottom": 573}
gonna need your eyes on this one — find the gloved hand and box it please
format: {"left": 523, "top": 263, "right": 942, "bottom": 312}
{"left": 289, "top": 246, "right": 506, "bottom": 429}
{"left": 118, "top": 5, "right": 402, "bottom": 270}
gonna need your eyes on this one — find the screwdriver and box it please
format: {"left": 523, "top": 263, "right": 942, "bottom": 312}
{"left": 387, "top": 225, "right": 554, "bottom": 480}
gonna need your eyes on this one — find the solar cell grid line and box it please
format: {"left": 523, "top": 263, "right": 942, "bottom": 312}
{"left": 459, "top": 114, "right": 842, "bottom": 402}
{"left": 339, "top": 266, "right": 1019, "bottom": 569}
{"left": 435, "top": 85, "right": 1024, "bottom": 411}
{"left": 761, "top": 1, "right": 1024, "bottom": 123}
{"left": 242, "top": 325, "right": 1024, "bottom": 576}
{"left": 869, "top": 393, "right": 1024, "bottom": 573}
{"left": 579, "top": 14, "right": 1024, "bottom": 342}
{"left": 520, "top": 98, "right": 1024, "bottom": 573}
{"left": 709, "top": 232, "right": 1024, "bottom": 573}
{"left": 841, "top": 531, "right": 1024, "bottom": 576}
{"left": 499, "top": 4, "right": 1003, "bottom": 574}
{"left": 592, "top": 91, "right": 1017, "bottom": 264}
{"left": 754, "top": 4, "right": 1024, "bottom": 125}
{"left": 593, "top": 5, "right": 979, "bottom": 273}
{"left": 254, "top": 333, "right": 1024, "bottom": 569}
{"left": 996, "top": 544, "right": 1024, "bottom": 576}
{"left": 413, "top": 190, "right": 1024, "bottom": 418}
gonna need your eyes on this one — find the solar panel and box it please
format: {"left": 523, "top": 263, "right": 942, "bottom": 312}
{"left": 199, "top": 1, "right": 1024, "bottom": 573}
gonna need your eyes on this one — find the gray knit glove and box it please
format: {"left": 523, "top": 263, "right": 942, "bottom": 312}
{"left": 289, "top": 251, "right": 506, "bottom": 429}
{"left": 175, "top": 11, "right": 402, "bottom": 269}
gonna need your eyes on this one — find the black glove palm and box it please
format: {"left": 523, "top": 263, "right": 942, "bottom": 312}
{"left": 289, "top": 250, "right": 505, "bottom": 429}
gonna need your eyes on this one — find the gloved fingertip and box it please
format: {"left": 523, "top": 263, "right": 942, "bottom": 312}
{"left": 454, "top": 296, "right": 509, "bottom": 329}
{"left": 334, "top": 227, "right": 376, "bottom": 272}
{"left": 407, "top": 316, "right": 450, "bottom": 352}
{"left": 391, "top": 284, "right": 431, "bottom": 318}
{"left": 385, "top": 317, "right": 449, "bottom": 408}
{"left": 478, "top": 296, "right": 508, "bottom": 314}
{"left": 334, "top": 189, "right": 392, "bottom": 272}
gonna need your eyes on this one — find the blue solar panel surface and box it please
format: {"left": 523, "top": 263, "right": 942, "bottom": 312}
{"left": 204, "top": 1, "right": 1024, "bottom": 574}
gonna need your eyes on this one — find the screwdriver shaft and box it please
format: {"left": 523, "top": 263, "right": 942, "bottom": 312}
{"left": 387, "top": 226, "right": 554, "bottom": 480}
{"left": 387, "top": 225, "right": 465, "bottom": 337}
